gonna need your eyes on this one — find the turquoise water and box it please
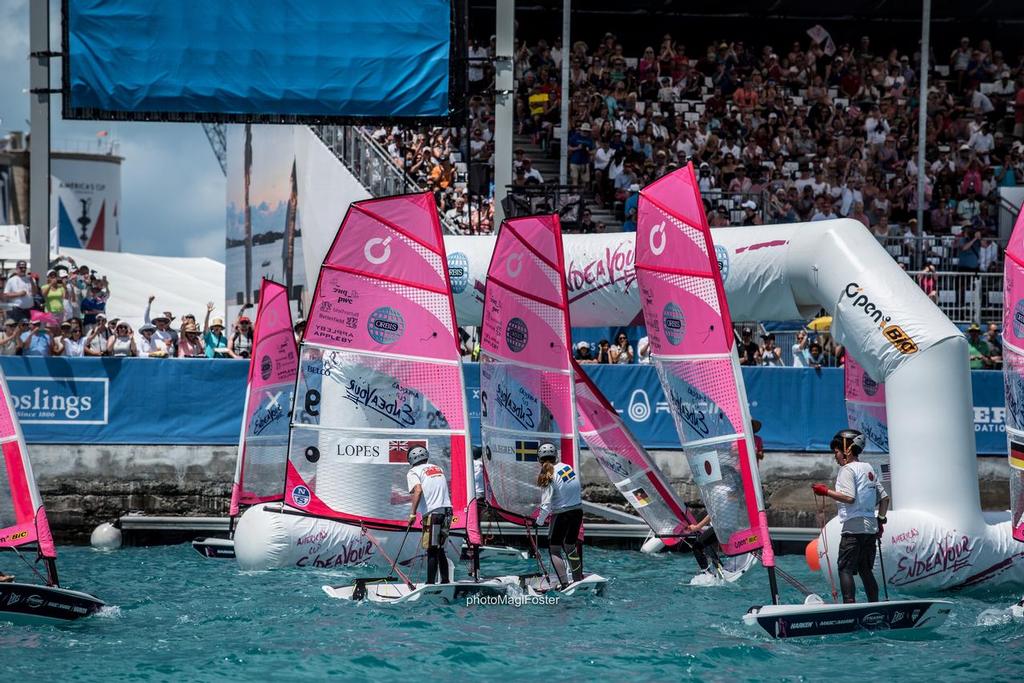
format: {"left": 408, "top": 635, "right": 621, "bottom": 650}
{"left": 3, "top": 545, "right": 1024, "bottom": 681}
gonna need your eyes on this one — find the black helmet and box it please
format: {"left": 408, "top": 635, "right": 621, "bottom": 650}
{"left": 830, "top": 429, "right": 865, "bottom": 456}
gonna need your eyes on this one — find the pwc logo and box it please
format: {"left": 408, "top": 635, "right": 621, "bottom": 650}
{"left": 363, "top": 236, "right": 392, "bottom": 265}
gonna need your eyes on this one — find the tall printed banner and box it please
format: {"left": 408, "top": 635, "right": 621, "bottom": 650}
{"left": 226, "top": 126, "right": 308, "bottom": 315}
{"left": 51, "top": 154, "right": 122, "bottom": 251}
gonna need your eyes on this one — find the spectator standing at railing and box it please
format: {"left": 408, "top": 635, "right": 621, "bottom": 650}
{"left": 0, "top": 319, "right": 18, "bottom": 356}
{"left": 84, "top": 314, "right": 109, "bottom": 356}
{"left": 41, "top": 271, "right": 70, "bottom": 323}
{"left": 229, "top": 312, "right": 254, "bottom": 359}
{"left": 178, "top": 322, "right": 205, "bottom": 358}
{"left": 54, "top": 321, "right": 86, "bottom": 358}
{"left": 956, "top": 229, "right": 982, "bottom": 273}
{"left": 610, "top": 332, "right": 634, "bottom": 364}
{"left": 791, "top": 330, "right": 810, "bottom": 368}
{"left": 595, "top": 339, "right": 612, "bottom": 364}
{"left": 80, "top": 286, "right": 106, "bottom": 330}
{"left": 738, "top": 327, "right": 760, "bottom": 366}
{"left": 203, "top": 304, "right": 231, "bottom": 359}
{"left": 4, "top": 260, "right": 34, "bottom": 323}
{"left": 107, "top": 322, "right": 138, "bottom": 358}
{"left": 918, "top": 264, "right": 939, "bottom": 303}
{"left": 759, "top": 334, "right": 784, "bottom": 367}
{"left": 966, "top": 324, "right": 994, "bottom": 370}
{"left": 20, "top": 320, "right": 51, "bottom": 357}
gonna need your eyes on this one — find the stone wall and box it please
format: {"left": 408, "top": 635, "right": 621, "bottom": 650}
{"left": 29, "top": 445, "right": 1013, "bottom": 543}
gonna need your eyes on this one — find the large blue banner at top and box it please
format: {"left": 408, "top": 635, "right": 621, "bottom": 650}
{"left": 0, "top": 358, "right": 1009, "bottom": 455}
{"left": 64, "top": 0, "right": 455, "bottom": 122}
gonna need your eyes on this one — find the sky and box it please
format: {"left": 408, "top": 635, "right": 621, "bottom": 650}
{"left": 0, "top": 0, "right": 226, "bottom": 262}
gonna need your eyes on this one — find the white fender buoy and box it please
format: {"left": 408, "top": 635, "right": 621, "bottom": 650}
{"left": 90, "top": 522, "right": 122, "bottom": 550}
{"left": 641, "top": 536, "right": 666, "bottom": 554}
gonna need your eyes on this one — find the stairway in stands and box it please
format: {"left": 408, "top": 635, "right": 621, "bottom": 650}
{"left": 513, "top": 134, "right": 623, "bottom": 232}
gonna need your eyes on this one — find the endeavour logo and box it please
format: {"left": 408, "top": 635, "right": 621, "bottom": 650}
{"left": 649, "top": 221, "right": 667, "bottom": 255}
{"left": 505, "top": 317, "right": 528, "bottom": 352}
{"left": 292, "top": 485, "right": 311, "bottom": 507}
{"left": 367, "top": 306, "right": 405, "bottom": 345}
{"left": 662, "top": 301, "right": 686, "bottom": 346}
{"left": 505, "top": 252, "right": 523, "bottom": 278}
{"left": 841, "top": 283, "right": 918, "bottom": 355}
{"left": 363, "top": 236, "right": 392, "bottom": 265}
{"left": 715, "top": 244, "right": 729, "bottom": 283}
{"left": 448, "top": 252, "right": 470, "bottom": 293}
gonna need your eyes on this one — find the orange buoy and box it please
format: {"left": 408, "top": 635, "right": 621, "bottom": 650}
{"left": 805, "top": 538, "right": 821, "bottom": 572}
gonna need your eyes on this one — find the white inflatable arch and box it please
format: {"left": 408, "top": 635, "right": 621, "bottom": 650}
{"left": 239, "top": 220, "right": 1021, "bottom": 590}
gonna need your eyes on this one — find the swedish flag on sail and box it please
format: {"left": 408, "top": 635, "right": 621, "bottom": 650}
{"left": 514, "top": 440, "right": 540, "bottom": 461}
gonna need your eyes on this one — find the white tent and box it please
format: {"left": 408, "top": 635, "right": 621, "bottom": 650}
{"left": 0, "top": 242, "right": 224, "bottom": 329}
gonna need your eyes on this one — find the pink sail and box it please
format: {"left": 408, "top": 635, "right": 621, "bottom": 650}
{"left": 229, "top": 279, "right": 297, "bottom": 517}
{"left": 573, "top": 359, "right": 695, "bottom": 544}
{"left": 479, "top": 215, "right": 577, "bottom": 523}
{"left": 0, "top": 368, "right": 55, "bottom": 559}
{"left": 634, "top": 164, "right": 770, "bottom": 561}
{"left": 1003, "top": 205, "right": 1024, "bottom": 543}
{"left": 844, "top": 355, "right": 889, "bottom": 453}
{"left": 284, "top": 193, "right": 475, "bottom": 533}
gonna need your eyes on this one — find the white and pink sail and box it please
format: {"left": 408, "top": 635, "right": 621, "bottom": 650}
{"left": 0, "top": 368, "right": 56, "bottom": 571}
{"left": 634, "top": 164, "right": 772, "bottom": 571}
{"left": 479, "top": 215, "right": 577, "bottom": 524}
{"left": 1002, "top": 206, "right": 1024, "bottom": 543}
{"left": 229, "top": 278, "right": 297, "bottom": 517}
{"left": 573, "top": 360, "right": 696, "bottom": 543}
{"left": 284, "top": 192, "right": 476, "bottom": 537}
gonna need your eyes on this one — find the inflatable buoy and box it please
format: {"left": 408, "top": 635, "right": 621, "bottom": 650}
{"left": 641, "top": 536, "right": 667, "bottom": 554}
{"left": 805, "top": 538, "right": 820, "bottom": 572}
{"left": 90, "top": 522, "right": 122, "bottom": 550}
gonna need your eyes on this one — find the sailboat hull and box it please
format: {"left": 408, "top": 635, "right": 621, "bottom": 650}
{"left": 191, "top": 537, "right": 236, "bottom": 559}
{"left": 0, "top": 582, "right": 105, "bottom": 624}
{"left": 743, "top": 598, "right": 953, "bottom": 638}
{"left": 323, "top": 578, "right": 514, "bottom": 603}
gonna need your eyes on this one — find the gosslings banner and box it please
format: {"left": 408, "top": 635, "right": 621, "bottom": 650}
{"left": 0, "top": 358, "right": 1008, "bottom": 454}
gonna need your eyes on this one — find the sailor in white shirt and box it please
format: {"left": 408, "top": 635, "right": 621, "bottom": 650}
{"left": 535, "top": 443, "right": 583, "bottom": 587}
{"left": 812, "top": 429, "right": 890, "bottom": 603}
{"left": 407, "top": 446, "right": 453, "bottom": 584}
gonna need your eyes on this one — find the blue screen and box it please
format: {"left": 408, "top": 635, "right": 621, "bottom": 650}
{"left": 64, "top": 0, "right": 454, "bottom": 121}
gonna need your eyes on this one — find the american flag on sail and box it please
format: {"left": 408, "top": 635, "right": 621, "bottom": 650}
{"left": 388, "top": 440, "right": 427, "bottom": 463}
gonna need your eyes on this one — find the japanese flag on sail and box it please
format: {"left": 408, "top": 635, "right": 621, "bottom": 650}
{"left": 388, "top": 440, "right": 427, "bottom": 463}
{"left": 692, "top": 451, "right": 723, "bottom": 486}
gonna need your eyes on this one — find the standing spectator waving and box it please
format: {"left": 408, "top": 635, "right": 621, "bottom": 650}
{"left": 203, "top": 304, "right": 230, "bottom": 359}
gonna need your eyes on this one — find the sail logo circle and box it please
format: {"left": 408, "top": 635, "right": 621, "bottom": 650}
{"left": 716, "top": 244, "right": 729, "bottom": 283}
{"left": 628, "top": 389, "right": 652, "bottom": 422}
{"left": 292, "top": 485, "right": 311, "bottom": 507}
{"left": 649, "top": 222, "right": 667, "bottom": 255}
{"left": 506, "top": 252, "right": 524, "bottom": 278}
{"left": 367, "top": 306, "right": 405, "bottom": 344}
{"left": 363, "top": 236, "right": 393, "bottom": 265}
{"left": 862, "top": 372, "right": 879, "bottom": 397}
{"left": 1014, "top": 299, "right": 1024, "bottom": 338}
{"left": 260, "top": 354, "right": 273, "bottom": 381}
{"left": 505, "top": 317, "right": 529, "bottom": 352}
{"left": 448, "top": 252, "right": 469, "bottom": 293}
{"left": 662, "top": 302, "right": 686, "bottom": 345}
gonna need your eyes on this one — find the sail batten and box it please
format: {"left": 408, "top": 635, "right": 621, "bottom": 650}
{"left": 1002, "top": 206, "right": 1024, "bottom": 543}
{"left": 229, "top": 279, "right": 297, "bottom": 517}
{"left": 635, "top": 164, "right": 768, "bottom": 561}
{"left": 284, "top": 193, "right": 474, "bottom": 532}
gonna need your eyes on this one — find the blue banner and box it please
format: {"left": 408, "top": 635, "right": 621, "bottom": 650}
{"left": 65, "top": 0, "right": 454, "bottom": 121}
{"left": 0, "top": 358, "right": 1008, "bottom": 455}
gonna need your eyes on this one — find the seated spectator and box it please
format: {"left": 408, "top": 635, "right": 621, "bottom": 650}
{"left": 54, "top": 321, "right": 86, "bottom": 357}
{"left": 20, "top": 320, "right": 52, "bottom": 357}
{"left": 107, "top": 322, "right": 138, "bottom": 357}
{"left": 178, "top": 322, "right": 205, "bottom": 358}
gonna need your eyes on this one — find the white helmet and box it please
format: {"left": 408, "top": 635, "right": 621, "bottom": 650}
{"left": 538, "top": 443, "right": 558, "bottom": 462}
{"left": 408, "top": 446, "right": 429, "bottom": 466}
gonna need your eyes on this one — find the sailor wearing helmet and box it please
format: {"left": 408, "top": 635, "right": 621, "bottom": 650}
{"left": 407, "top": 446, "right": 453, "bottom": 585}
{"left": 812, "top": 429, "right": 890, "bottom": 603}
{"left": 535, "top": 443, "right": 584, "bottom": 587}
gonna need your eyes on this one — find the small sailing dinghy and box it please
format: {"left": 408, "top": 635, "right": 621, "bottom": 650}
{"left": 193, "top": 278, "right": 297, "bottom": 559}
{"left": 1002, "top": 203, "right": 1024, "bottom": 615}
{"left": 478, "top": 213, "right": 607, "bottom": 597}
{"left": 574, "top": 360, "right": 751, "bottom": 583}
{"left": 635, "top": 164, "right": 951, "bottom": 638}
{"left": 295, "top": 192, "right": 501, "bottom": 602}
{"left": 0, "top": 368, "right": 104, "bottom": 623}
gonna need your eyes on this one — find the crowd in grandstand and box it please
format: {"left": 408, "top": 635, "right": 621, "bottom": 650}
{"left": 0, "top": 257, "right": 274, "bottom": 359}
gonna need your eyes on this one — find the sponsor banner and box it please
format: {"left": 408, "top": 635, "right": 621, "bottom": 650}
{"left": 0, "top": 357, "right": 1011, "bottom": 454}
{"left": 51, "top": 155, "right": 122, "bottom": 251}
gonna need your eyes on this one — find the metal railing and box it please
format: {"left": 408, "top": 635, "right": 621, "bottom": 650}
{"left": 911, "top": 270, "right": 1003, "bottom": 324}
{"left": 308, "top": 126, "right": 464, "bottom": 234}
{"left": 700, "top": 190, "right": 770, "bottom": 225}
{"left": 503, "top": 184, "right": 585, "bottom": 229}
